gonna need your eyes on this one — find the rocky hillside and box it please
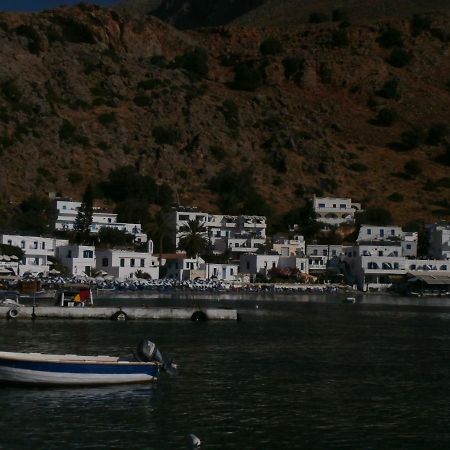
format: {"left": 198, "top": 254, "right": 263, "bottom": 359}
{"left": 120, "top": 0, "right": 450, "bottom": 28}
{"left": 0, "top": 3, "right": 449, "bottom": 227}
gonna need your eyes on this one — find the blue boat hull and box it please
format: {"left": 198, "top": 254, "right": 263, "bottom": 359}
{"left": 0, "top": 354, "right": 159, "bottom": 386}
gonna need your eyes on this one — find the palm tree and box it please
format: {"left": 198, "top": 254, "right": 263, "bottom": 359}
{"left": 178, "top": 219, "right": 208, "bottom": 258}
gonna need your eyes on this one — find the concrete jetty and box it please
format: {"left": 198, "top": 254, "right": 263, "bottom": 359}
{"left": 0, "top": 306, "right": 238, "bottom": 321}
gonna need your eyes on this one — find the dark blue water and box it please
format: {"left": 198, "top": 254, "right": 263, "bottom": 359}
{"left": 2, "top": 301, "right": 450, "bottom": 449}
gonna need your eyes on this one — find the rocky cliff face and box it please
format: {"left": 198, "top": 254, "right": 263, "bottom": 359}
{"left": 0, "top": 4, "right": 449, "bottom": 224}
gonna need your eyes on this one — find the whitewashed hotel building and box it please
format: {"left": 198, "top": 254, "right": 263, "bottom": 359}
{"left": 0, "top": 234, "right": 69, "bottom": 275}
{"left": 165, "top": 207, "right": 267, "bottom": 254}
{"left": 313, "top": 195, "right": 362, "bottom": 226}
{"left": 55, "top": 199, "right": 147, "bottom": 243}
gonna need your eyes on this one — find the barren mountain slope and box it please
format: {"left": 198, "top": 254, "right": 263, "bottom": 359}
{"left": 0, "top": 4, "right": 449, "bottom": 225}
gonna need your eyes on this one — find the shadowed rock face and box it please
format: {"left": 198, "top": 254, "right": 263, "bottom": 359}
{"left": 151, "top": 0, "right": 265, "bottom": 29}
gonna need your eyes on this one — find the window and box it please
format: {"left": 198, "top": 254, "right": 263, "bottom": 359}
{"left": 246, "top": 261, "right": 250, "bottom": 270}
{"left": 21, "top": 241, "right": 25, "bottom": 249}
{"left": 179, "top": 214, "right": 189, "bottom": 220}
{"left": 380, "top": 229, "right": 385, "bottom": 237}
{"left": 130, "top": 259, "right": 135, "bottom": 267}
{"left": 120, "top": 258, "right": 125, "bottom": 267}
{"left": 313, "top": 249, "right": 318, "bottom": 255}
{"left": 378, "top": 251, "right": 383, "bottom": 256}
{"left": 406, "top": 244, "right": 411, "bottom": 250}
{"left": 340, "top": 204, "right": 346, "bottom": 209}
{"left": 333, "top": 204, "right": 336, "bottom": 208}
{"left": 7, "top": 240, "right": 12, "bottom": 245}
{"left": 140, "top": 259, "right": 145, "bottom": 267}
{"left": 108, "top": 218, "right": 112, "bottom": 223}
{"left": 33, "top": 241, "right": 38, "bottom": 249}
{"left": 391, "top": 229, "right": 395, "bottom": 236}
{"left": 83, "top": 250, "right": 93, "bottom": 258}
{"left": 367, "top": 229, "right": 372, "bottom": 235}
{"left": 230, "top": 268, "right": 234, "bottom": 275}
{"left": 332, "top": 250, "right": 337, "bottom": 256}
{"left": 394, "top": 263, "right": 399, "bottom": 269}
{"left": 67, "top": 250, "right": 72, "bottom": 258}
{"left": 102, "top": 258, "right": 109, "bottom": 267}
{"left": 318, "top": 203, "right": 325, "bottom": 208}
{"left": 42, "top": 242, "right": 46, "bottom": 250}
{"left": 272, "top": 262, "right": 276, "bottom": 268}
{"left": 322, "top": 250, "right": 327, "bottom": 256}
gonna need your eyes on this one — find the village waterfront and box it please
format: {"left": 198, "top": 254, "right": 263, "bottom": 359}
{"left": 2, "top": 295, "right": 450, "bottom": 449}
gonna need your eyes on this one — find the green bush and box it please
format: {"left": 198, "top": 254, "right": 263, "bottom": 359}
{"left": 221, "top": 100, "right": 240, "bottom": 129}
{"left": 259, "top": 37, "right": 283, "bottom": 55}
{"left": 377, "top": 28, "right": 404, "bottom": 48}
{"left": 15, "top": 24, "right": 42, "bottom": 54}
{"left": 426, "top": 123, "right": 448, "bottom": 145}
{"left": 231, "top": 62, "right": 263, "bottom": 91}
{"left": 400, "top": 127, "right": 426, "bottom": 150}
{"left": 60, "top": 17, "right": 96, "bottom": 44}
{"left": 348, "top": 162, "right": 368, "bottom": 172}
{"left": 332, "top": 8, "right": 349, "bottom": 22}
{"left": 59, "top": 119, "right": 76, "bottom": 142}
{"left": 152, "top": 125, "right": 180, "bottom": 145}
{"left": 387, "top": 192, "right": 403, "bottom": 202}
{"left": 388, "top": 48, "right": 413, "bottom": 67}
{"left": 137, "top": 79, "right": 162, "bottom": 90}
{"left": 98, "top": 112, "right": 116, "bottom": 126}
{"left": 331, "top": 29, "right": 349, "bottom": 47}
{"left": 374, "top": 108, "right": 399, "bottom": 126}
{"left": 376, "top": 78, "right": 401, "bottom": 99}
{"left": 174, "top": 47, "right": 208, "bottom": 77}
{"left": 309, "top": 12, "right": 329, "bottom": 23}
{"left": 404, "top": 159, "right": 422, "bottom": 178}
{"left": 133, "top": 95, "right": 151, "bottom": 107}
{"left": 356, "top": 207, "right": 394, "bottom": 226}
{"left": 282, "top": 57, "right": 305, "bottom": 80}
{"left": 411, "top": 14, "right": 433, "bottom": 36}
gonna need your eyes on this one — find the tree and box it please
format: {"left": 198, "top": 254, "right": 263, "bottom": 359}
{"left": 149, "top": 210, "right": 174, "bottom": 269}
{"left": 259, "top": 37, "right": 283, "bottom": 55}
{"left": 355, "top": 207, "right": 394, "bottom": 226}
{"left": 12, "top": 195, "right": 54, "bottom": 234}
{"left": 74, "top": 184, "right": 94, "bottom": 243}
{"left": 177, "top": 219, "right": 208, "bottom": 258}
{"left": 97, "top": 227, "right": 134, "bottom": 248}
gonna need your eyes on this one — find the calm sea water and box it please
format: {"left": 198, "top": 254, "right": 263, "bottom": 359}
{"left": 2, "top": 298, "right": 450, "bottom": 449}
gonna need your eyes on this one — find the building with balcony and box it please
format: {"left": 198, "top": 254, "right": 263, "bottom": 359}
{"left": 427, "top": 222, "right": 450, "bottom": 260}
{"left": 55, "top": 199, "right": 147, "bottom": 243}
{"left": 165, "top": 207, "right": 267, "bottom": 254}
{"left": 313, "top": 195, "right": 362, "bottom": 226}
{"left": 0, "top": 234, "right": 69, "bottom": 275}
{"left": 272, "top": 234, "right": 305, "bottom": 256}
{"left": 343, "top": 241, "right": 449, "bottom": 291}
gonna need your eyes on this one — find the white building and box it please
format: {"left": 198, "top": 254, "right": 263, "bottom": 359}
{"left": 306, "top": 244, "right": 343, "bottom": 273}
{"left": 55, "top": 199, "right": 147, "bottom": 243}
{"left": 205, "top": 263, "right": 239, "bottom": 281}
{"left": 96, "top": 248, "right": 159, "bottom": 280}
{"left": 313, "top": 195, "right": 362, "bottom": 226}
{"left": 239, "top": 254, "right": 309, "bottom": 278}
{"left": 343, "top": 241, "right": 449, "bottom": 291}
{"left": 165, "top": 207, "right": 267, "bottom": 254}
{"left": 56, "top": 245, "right": 96, "bottom": 276}
{"left": 272, "top": 234, "right": 305, "bottom": 256}
{"left": 164, "top": 255, "right": 206, "bottom": 280}
{"left": 0, "top": 234, "right": 69, "bottom": 276}
{"left": 427, "top": 222, "right": 450, "bottom": 260}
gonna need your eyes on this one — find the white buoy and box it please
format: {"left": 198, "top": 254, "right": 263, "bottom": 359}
{"left": 187, "top": 434, "right": 202, "bottom": 448}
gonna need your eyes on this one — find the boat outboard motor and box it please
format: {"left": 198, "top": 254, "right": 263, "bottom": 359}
{"left": 135, "top": 339, "right": 178, "bottom": 375}
{"left": 135, "top": 339, "right": 164, "bottom": 364}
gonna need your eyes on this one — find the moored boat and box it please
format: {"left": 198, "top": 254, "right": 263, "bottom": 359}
{"left": 0, "top": 339, "right": 175, "bottom": 386}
